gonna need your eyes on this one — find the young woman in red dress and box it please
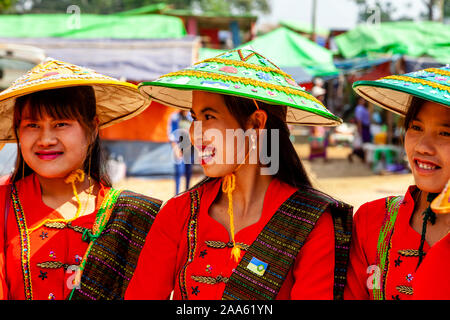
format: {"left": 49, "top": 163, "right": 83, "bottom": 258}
{"left": 346, "top": 67, "right": 450, "bottom": 300}
{"left": 0, "top": 59, "right": 161, "bottom": 300}
{"left": 125, "top": 49, "right": 353, "bottom": 300}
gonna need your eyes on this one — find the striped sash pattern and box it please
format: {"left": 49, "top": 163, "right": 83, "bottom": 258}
{"left": 70, "top": 190, "right": 162, "bottom": 300}
{"left": 222, "top": 187, "right": 352, "bottom": 300}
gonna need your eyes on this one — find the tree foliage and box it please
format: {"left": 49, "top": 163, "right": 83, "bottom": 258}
{"left": 353, "top": 0, "right": 402, "bottom": 23}
{"left": 353, "top": 0, "right": 449, "bottom": 23}
{"left": 419, "top": 0, "right": 450, "bottom": 20}
{"left": 0, "top": 0, "right": 14, "bottom": 12}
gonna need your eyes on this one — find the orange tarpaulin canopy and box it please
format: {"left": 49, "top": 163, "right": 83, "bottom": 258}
{"left": 100, "top": 101, "right": 176, "bottom": 143}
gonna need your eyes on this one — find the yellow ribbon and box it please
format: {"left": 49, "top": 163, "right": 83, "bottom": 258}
{"left": 222, "top": 144, "right": 255, "bottom": 262}
{"left": 221, "top": 100, "right": 260, "bottom": 262}
{"left": 222, "top": 172, "right": 242, "bottom": 262}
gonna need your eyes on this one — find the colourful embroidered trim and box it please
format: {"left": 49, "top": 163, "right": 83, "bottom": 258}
{"left": 424, "top": 68, "right": 450, "bottom": 77}
{"left": 37, "top": 261, "right": 70, "bottom": 269}
{"left": 398, "top": 249, "right": 422, "bottom": 257}
{"left": 237, "top": 50, "right": 256, "bottom": 62}
{"left": 11, "top": 184, "right": 33, "bottom": 300}
{"left": 69, "top": 190, "right": 161, "bottom": 300}
{"left": 197, "top": 58, "right": 294, "bottom": 80}
{"left": 179, "top": 190, "right": 201, "bottom": 300}
{"left": 373, "top": 196, "right": 403, "bottom": 300}
{"left": 205, "top": 240, "right": 250, "bottom": 251}
{"left": 381, "top": 75, "right": 450, "bottom": 93}
{"left": 191, "top": 275, "right": 229, "bottom": 285}
{"left": 78, "top": 188, "right": 121, "bottom": 279}
{"left": 159, "top": 70, "right": 322, "bottom": 105}
{"left": 222, "top": 187, "right": 352, "bottom": 300}
{"left": 330, "top": 193, "right": 354, "bottom": 299}
{"left": 396, "top": 285, "right": 414, "bottom": 295}
{"left": 43, "top": 221, "right": 87, "bottom": 234}
{"left": 2, "top": 59, "right": 118, "bottom": 96}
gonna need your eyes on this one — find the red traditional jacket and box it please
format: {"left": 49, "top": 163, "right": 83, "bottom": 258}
{"left": 345, "top": 186, "right": 450, "bottom": 300}
{"left": 0, "top": 174, "right": 107, "bottom": 300}
{"left": 125, "top": 178, "right": 337, "bottom": 300}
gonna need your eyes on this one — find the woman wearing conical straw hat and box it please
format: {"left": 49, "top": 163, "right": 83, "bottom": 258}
{"left": 125, "top": 48, "right": 353, "bottom": 300}
{"left": 346, "top": 66, "right": 450, "bottom": 300}
{"left": 0, "top": 59, "right": 162, "bottom": 300}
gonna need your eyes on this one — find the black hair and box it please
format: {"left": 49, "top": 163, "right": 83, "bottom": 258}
{"left": 222, "top": 95, "right": 312, "bottom": 189}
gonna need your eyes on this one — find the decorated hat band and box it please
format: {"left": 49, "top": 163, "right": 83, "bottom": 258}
{"left": 139, "top": 48, "right": 342, "bottom": 126}
{"left": 0, "top": 58, "right": 149, "bottom": 142}
{"left": 353, "top": 66, "right": 450, "bottom": 116}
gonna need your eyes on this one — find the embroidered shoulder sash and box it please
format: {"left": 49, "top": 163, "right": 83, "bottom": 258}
{"left": 222, "top": 187, "right": 352, "bottom": 300}
{"left": 373, "top": 196, "right": 403, "bottom": 300}
{"left": 69, "top": 190, "right": 162, "bottom": 300}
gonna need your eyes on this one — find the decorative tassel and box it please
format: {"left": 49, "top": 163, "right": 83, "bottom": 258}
{"left": 231, "top": 246, "right": 242, "bottom": 262}
{"left": 220, "top": 116, "right": 258, "bottom": 263}
{"left": 222, "top": 172, "right": 241, "bottom": 262}
{"left": 64, "top": 169, "right": 85, "bottom": 220}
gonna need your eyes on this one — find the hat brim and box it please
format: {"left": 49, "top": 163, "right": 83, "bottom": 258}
{"left": 139, "top": 81, "right": 342, "bottom": 126}
{"left": 353, "top": 80, "right": 450, "bottom": 117}
{"left": 0, "top": 80, "right": 149, "bottom": 142}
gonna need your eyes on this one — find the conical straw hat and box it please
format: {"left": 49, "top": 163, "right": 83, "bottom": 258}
{"left": 0, "top": 58, "right": 149, "bottom": 142}
{"left": 139, "top": 48, "right": 342, "bottom": 126}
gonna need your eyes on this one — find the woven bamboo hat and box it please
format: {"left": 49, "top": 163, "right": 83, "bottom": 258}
{"left": 139, "top": 48, "right": 342, "bottom": 126}
{"left": 0, "top": 58, "right": 149, "bottom": 142}
{"left": 353, "top": 66, "right": 450, "bottom": 116}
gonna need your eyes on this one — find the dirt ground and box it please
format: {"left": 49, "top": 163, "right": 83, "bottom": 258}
{"left": 115, "top": 144, "right": 414, "bottom": 213}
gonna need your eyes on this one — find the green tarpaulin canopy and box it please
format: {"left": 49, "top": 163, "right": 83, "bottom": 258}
{"left": 237, "top": 27, "right": 338, "bottom": 78}
{"left": 0, "top": 14, "right": 186, "bottom": 39}
{"left": 335, "top": 21, "right": 450, "bottom": 63}
{"left": 198, "top": 27, "right": 338, "bottom": 81}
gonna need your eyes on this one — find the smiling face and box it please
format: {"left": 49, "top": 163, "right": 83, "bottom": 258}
{"left": 190, "top": 91, "right": 252, "bottom": 178}
{"left": 18, "top": 103, "right": 91, "bottom": 179}
{"left": 404, "top": 101, "right": 450, "bottom": 193}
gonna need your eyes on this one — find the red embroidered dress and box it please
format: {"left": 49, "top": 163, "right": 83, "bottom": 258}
{"left": 345, "top": 186, "right": 450, "bottom": 300}
{"left": 0, "top": 174, "right": 108, "bottom": 300}
{"left": 125, "top": 178, "right": 336, "bottom": 300}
